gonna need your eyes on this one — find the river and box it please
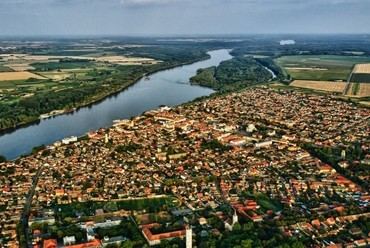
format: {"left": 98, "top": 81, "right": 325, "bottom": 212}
{"left": 0, "top": 49, "right": 232, "bottom": 160}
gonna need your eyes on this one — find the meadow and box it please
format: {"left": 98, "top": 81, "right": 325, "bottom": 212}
{"left": 275, "top": 55, "right": 370, "bottom": 81}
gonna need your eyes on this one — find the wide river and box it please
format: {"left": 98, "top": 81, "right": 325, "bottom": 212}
{"left": 0, "top": 49, "right": 232, "bottom": 160}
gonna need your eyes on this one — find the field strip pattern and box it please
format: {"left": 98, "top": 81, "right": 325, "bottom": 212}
{"left": 353, "top": 63, "right": 370, "bottom": 74}
{"left": 290, "top": 80, "right": 346, "bottom": 92}
{"left": 356, "top": 83, "right": 370, "bottom": 97}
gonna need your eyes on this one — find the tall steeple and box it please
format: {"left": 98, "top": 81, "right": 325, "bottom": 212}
{"left": 186, "top": 224, "right": 192, "bottom": 248}
{"left": 232, "top": 209, "right": 238, "bottom": 226}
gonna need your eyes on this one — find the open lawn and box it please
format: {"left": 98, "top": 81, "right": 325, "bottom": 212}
{"left": 275, "top": 55, "right": 370, "bottom": 81}
{"left": 257, "top": 198, "right": 282, "bottom": 212}
{"left": 0, "top": 72, "right": 45, "bottom": 81}
{"left": 290, "top": 80, "right": 347, "bottom": 93}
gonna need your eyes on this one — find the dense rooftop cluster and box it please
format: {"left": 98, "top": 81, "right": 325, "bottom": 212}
{"left": 1, "top": 86, "right": 369, "bottom": 247}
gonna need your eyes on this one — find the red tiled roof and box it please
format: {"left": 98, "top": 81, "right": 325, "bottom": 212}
{"left": 64, "top": 239, "right": 101, "bottom": 248}
{"left": 43, "top": 239, "right": 58, "bottom": 248}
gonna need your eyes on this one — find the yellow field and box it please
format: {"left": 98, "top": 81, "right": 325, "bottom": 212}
{"left": 1, "top": 53, "right": 159, "bottom": 65}
{"left": 285, "top": 67, "right": 328, "bottom": 71}
{"left": 290, "top": 80, "right": 346, "bottom": 92}
{"left": 359, "top": 101, "right": 370, "bottom": 107}
{"left": 353, "top": 63, "right": 370, "bottom": 73}
{"left": 96, "top": 56, "right": 159, "bottom": 65}
{"left": 4, "top": 63, "right": 35, "bottom": 71}
{"left": 0, "top": 72, "right": 45, "bottom": 81}
{"left": 357, "top": 83, "right": 370, "bottom": 97}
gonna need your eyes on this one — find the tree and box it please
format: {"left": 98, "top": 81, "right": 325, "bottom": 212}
{"left": 57, "top": 230, "right": 64, "bottom": 239}
{"left": 243, "top": 222, "right": 254, "bottom": 232}
{"left": 121, "top": 241, "right": 134, "bottom": 248}
{"left": 160, "top": 239, "right": 170, "bottom": 248}
{"left": 241, "top": 239, "right": 253, "bottom": 248}
{"left": 0, "top": 155, "right": 6, "bottom": 163}
{"left": 232, "top": 222, "right": 241, "bottom": 232}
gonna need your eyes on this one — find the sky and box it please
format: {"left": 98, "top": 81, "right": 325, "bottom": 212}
{"left": 0, "top": 0, "right": 369, "bottom": 36}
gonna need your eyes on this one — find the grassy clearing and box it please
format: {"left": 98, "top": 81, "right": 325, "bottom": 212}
{"left": 275, "top": 55, "right": 370, "bottom": 81}
{"left": 257, "top": 198, "right": 282, "bottom": 212}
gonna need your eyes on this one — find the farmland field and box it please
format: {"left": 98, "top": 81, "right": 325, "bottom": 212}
{"left": 3, "top": 63, "right": 35, "bottom": 71}
{"left": 353, "top": 63, "right": 370, "bottom": 73}
{"left": 347, "top": 83, "right": 370, "bottom": 97}
{"left": 31, "top": 61, "right": 95, "bottom": 71}
{"left": 290, "top": 80, "right": 347, "bottom": 93}
{"left": 350, "top": 63, "right": 370, "bottom": 83}
{"left": 357, "top": 84, "right": 370, "bottom": 97}
{"left": 0, "top": 72, "right": 45, "bottom": 81}
{"left": 275, "top": 55, "right": 370, "bottom": 81}
{"left": 0, "top": 65, "right": 13, "bottom": 72}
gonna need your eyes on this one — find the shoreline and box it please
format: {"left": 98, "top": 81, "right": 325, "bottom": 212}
{"left": 0, "top": 54, "right": 212, "bottom": 135}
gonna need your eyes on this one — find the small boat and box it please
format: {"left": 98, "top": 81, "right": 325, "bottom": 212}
{"left": 144, "top": 76, "right": 150, "bottom": 81}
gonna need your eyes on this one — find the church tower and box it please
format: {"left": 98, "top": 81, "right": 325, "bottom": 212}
{"left": 232, "top": 210, "right": 238, "bottom": 226}
{"left": 186, "top": 224, "right": 192, "bottom": 248}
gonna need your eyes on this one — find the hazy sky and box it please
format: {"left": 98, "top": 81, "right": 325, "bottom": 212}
{"left": 0, "top": 0, "right": 369, "bottom": 36}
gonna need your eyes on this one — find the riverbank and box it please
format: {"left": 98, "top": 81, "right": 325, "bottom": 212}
{"left": 0, "top": 54, "right": 211, "bottom": 134}
{"left": 0, "top": 50, "right": 231, "bottom": 160}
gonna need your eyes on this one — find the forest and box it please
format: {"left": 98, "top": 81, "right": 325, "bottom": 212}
{"left": 190, "top": 56, "right": 273, "bottom": 91}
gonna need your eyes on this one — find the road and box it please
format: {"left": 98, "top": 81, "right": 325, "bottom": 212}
{"left": 20, "top": 164, "right": 44, "bottom": 248}
{"left": 343, "top": 68, "right": 354, "bottom": 95}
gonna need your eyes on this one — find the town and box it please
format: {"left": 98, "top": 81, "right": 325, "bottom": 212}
{"left": 0, "top": 86, "right": 369, "bottom": 248}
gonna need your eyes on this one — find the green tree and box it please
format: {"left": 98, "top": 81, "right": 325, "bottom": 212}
{"left": 241, "top": 239, "right": 253, "bottom": 248}
{"left": 0, "top": 155, "right": 6, "bottom": 163}
{"left": 121, "top": 241, "right": 134, "bottom": 248}
{"left": 232, "top": 222, "right": 242, "bottom": 232}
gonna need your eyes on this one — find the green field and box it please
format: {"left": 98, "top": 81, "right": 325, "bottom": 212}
{"left": 0, "top": 65, "right": 13, "bottom": 72}
{"left": 275, "top": 55, "right": 370, "bottom": 81}
{"left": 351, "top": 73, "right": 370, "bottom": 83}
{"left": 31, "top": 61, "right": 96, "bottom": 71}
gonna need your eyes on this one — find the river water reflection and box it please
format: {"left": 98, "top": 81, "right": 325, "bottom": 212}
{"left": 0, "top": 49, "right": 232, "bottom": 160}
